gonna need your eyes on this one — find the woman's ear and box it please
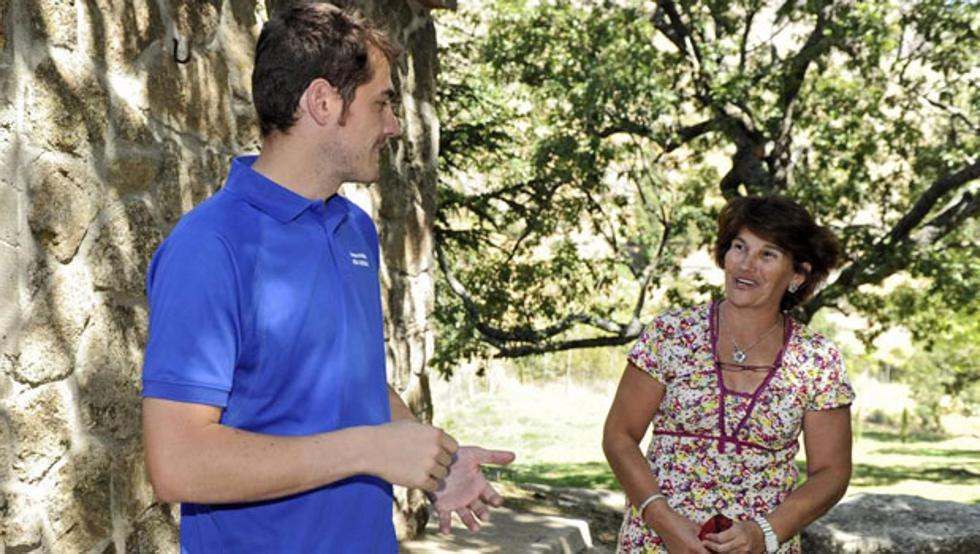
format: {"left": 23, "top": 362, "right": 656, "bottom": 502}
{"left": 795, "top": 261, "right": 812, "bottom": 287}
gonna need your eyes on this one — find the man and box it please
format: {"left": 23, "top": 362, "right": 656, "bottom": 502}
{"left": 141, "top": 3, "right": 514, "bottom": 551}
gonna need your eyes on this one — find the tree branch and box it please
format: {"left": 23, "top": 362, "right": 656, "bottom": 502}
{"left": 435, "top": 239, "right": 641, "bottom": 347}
{"left": 886, "top": 159, "right": 980, "bottom": 244}
{"left": 802, "top": 160, "right": 980, "bottom": 320}
{"left": 653, "top": 0, "right": 705, "bottom": 72}
{"left": 771, "top": 0, "right": 847, "bottom": 184}
{"left": 493, "top": 332, "right": 643, "bottom": 358}
{"left": 739, "top": 5, "right": 760, "bottom": 72}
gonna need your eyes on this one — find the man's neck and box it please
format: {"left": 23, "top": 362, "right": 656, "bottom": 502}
{"left": 251, "top": 136, "right": 341, "bottom": 200}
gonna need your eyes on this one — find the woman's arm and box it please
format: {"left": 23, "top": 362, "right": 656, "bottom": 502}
{"left": 603, "top": 362, "right": 709, "bottom": 554}
{"left": 766, "top": 406, "right": 853, "bottom": 543}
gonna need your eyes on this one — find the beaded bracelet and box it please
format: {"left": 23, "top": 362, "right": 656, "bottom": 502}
{"left": 637, "top": 492, "right": 666, "bottom": 519}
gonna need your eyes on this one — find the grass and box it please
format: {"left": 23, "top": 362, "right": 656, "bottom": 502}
{"left": 495, "top": 462, "right": 621, "bottom": 490}
{"left": 431, "top": 366, "right": 980, "bottom": 506}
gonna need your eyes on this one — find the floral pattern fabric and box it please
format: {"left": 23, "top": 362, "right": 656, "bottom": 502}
{"left": 617, "top": 302, "right": 854, "bottom": 553}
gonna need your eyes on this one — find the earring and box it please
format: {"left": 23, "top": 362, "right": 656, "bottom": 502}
{"left": 788, "top": 282, "right": 799, "bottom": 293}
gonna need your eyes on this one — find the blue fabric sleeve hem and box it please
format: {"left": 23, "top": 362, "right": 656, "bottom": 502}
{"left": 142, "top": 380, "right": 230, "bottom": 407}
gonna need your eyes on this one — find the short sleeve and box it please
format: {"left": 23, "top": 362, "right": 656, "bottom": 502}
{"left": 806, "top": 344, "right": 855, "bottom": 411}
{"left": 141, "top": 229, "right": 241, "bottom": 407}
{"left": 626, "top": 320, "right": 672, "bottom": 384}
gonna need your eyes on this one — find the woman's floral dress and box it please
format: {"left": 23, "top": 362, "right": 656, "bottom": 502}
{"left": 617, "top": 302, "right": 854, "bottom": 553}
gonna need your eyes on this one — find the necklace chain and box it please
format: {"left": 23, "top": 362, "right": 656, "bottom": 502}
{"left": 722, "top": 304, "right": 782, "bottom": 364}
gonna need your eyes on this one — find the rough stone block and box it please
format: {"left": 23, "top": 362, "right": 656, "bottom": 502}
{"left": 377, "top": 209, "right": 434, "bottom": 275}
{"left": 75, "top": 302, "right": 147, "bottom": 442}
{"left": 0, "top": 178, "right": 21, "bottom": 247}
{"left": 44, "top": 442, "right": 113, "bottom": 552}
{"left": 28, "top": 56, "right": 108, "bottom": 155}
{"left": 85, "top": 0, "right": 163, "bottom": 67}
{"left": 27, "top": 0, "right": 76, "bottom": 49}
{"left": 28, "top": 156, "right": 101, "bottom": 263}
{"left": 90, "top": 195, "right": 163, "bottom": 294}
{"left": 124, "top": 504, "right": 179, "bottom": 554}
{"left": 228, "top": 0, "right": 262, "bottom": 28}
{"left": 172, "top": 0, "right": 221, "bottom": 48}
{"left": 110, "top": 98, "right": 156, "bottom": 145}
{"left": 0, "top": 242, "right": 21, "bottom": 347}
{"left": 111, "top": 443, "right": 156, "bottom": 524}
{"left": 803, "top": 493, "right": 980, "bottom": 553}
{"left": 8, "top": 384, "right": 71, "bottom": 483}
{"left": 0, "top": 489, "right": 43, "bottom": 551}
{"left": 14, "top": 255, "right": 94, "bottom": 385}
{"left": 106, "top": 154, "right": 160, "bottom": 195}
{"left": 145, "top": 46, "right": 234, "bottom": 144}
{"left": 12, "top": 313, "right": 74, "bottom": 386}
{"left": 0, "top": 412, "right": 12, "bottom": 478}
{"left": 233, "top": 100, "right": 261, "bottom": 153}
{"left": 154, "top": 141, "right": 228, "bottom": 226}
{"left": 0, "top": 0, "right": 8, "bottom": 50}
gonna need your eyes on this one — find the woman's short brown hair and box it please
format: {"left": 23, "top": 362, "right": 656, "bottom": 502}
{"left": 713, "top": 195, "right": 841, "bottom": 311}
{"left": 252, "top": 2, "right": 399, "bottom": 136}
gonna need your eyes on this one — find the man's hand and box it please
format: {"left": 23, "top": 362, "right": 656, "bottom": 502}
{"left": 428, "top": 446, "right": 516, "bottom": 533}
{"left": 371, "top": 420, "right": 459, "bottom": 492}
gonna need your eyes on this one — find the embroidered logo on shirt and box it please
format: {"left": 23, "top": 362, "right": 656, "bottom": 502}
{"left": 349, "top": 251, "right": 370, "bottom": 267}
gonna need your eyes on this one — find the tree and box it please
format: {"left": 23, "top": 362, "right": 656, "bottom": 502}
{"left": 431, "top": 0, "right": 979, "bottom": 372}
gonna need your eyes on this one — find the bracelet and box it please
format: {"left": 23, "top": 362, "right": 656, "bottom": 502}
{"left": 636, "top": 492, "right": 666, "bottom": 519}
{"left": 753, "top": 515, "right": 779, "bottom": 554}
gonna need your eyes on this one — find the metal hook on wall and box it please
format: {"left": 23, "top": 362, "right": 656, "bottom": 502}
{"left": 173, "top": 37, "right": 191, "bottom": 64}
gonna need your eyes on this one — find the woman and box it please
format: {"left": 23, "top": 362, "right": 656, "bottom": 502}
{"left": 603, "top": 196, "right": 853, "bottom": 553}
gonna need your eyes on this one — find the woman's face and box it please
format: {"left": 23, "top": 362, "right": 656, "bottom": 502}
{"left": 723, "top": 227, "right": 805, "bottom": 312}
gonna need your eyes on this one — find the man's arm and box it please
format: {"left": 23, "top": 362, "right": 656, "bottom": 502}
{"left": 389, "top": 384, "right": 415, "bottom": 421}
{"left": 143, "top": 397, "right": 457, "bottom": 504}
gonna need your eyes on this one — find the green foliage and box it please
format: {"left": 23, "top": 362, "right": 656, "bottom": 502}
{"left": 432, "top": 1, "right": 980, "bottom": 375}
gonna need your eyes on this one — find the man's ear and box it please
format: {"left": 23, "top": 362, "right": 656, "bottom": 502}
{"left": 300, "top": 78, "right": 341, "bottom": 127}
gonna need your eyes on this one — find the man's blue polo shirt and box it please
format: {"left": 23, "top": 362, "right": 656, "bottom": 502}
{"left": 142, "top": 156, "right": 396, "bottom": 553}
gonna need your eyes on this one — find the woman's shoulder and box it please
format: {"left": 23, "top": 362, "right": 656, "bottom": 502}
{"left": 639, "top": 303, "right": 712, "bottom": 343}
{"left": 788, "top": 320, "right": 845, "bottom": 366}
{"left": 649, "top": 303, "right": 711, "bottom": 329}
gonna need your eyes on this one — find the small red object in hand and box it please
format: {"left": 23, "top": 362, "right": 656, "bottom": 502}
{"left": 698, "top": 513, "right": 733, "bottom": 541}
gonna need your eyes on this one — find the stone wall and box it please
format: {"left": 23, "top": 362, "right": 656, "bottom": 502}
{"left": 0, "top": 0, "right": 443, "bottom": 551}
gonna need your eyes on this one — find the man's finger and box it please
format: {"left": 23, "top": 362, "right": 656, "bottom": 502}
{"left": 440, "top": 432, "right": 459, "bottom": 454}
{"left": 436, "top": 451, "right": 453, "bottom": 468}
{"left": 469, "top": 499, "right": 490, "bottom": 523}
{"left": 480, "top": 484, "right": 504, "bottom": 507}
{"left": 475, "top": 448, "right": 516, "bottom": 465}
{"left": 438, "top": 510, "right": 452, "bottom": 534}
{"left": 421, "top": 477, "right": 439, "bottom": 493}
{"left": 457, "top": 509, "right": 480, "bottom": 532}
{"left": 429, "top": 464, "right": 448, "bottom": 480}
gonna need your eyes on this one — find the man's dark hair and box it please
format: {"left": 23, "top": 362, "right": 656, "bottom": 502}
{"left": 252, "top": 1, "right": 398, "bottom": 136}
{"left": 713, "top": 195, "right": 841, "bottom": 311}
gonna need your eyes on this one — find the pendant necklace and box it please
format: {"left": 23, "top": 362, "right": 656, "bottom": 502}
{"left": 723, "top": 305, "right": 783, "bottom": 364}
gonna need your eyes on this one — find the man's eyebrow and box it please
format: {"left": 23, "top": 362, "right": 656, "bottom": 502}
{"left": 381, "top": 89, "right": 397, "bottom": 101}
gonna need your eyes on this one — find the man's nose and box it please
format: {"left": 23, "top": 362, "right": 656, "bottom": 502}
{"left": 385, "top": 109, "right": 401, "bottom": 139}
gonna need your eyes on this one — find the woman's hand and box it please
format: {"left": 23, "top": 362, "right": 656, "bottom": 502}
{"left": 700, "top": 519, "right": 765, "bottom": 553}
{"left": 647, "top": 504, "right": 711, "bottom": 554}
